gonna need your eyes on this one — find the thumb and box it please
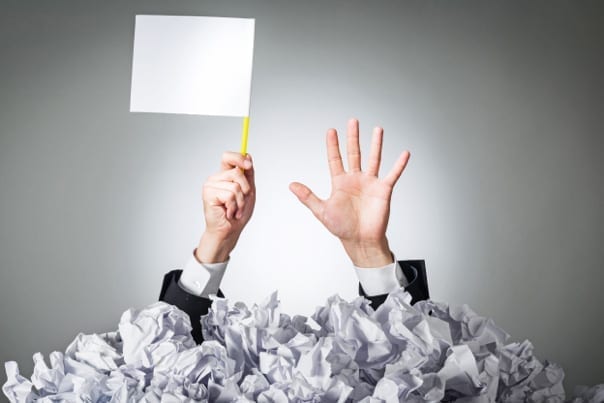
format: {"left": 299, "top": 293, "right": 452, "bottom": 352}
{"left": 289, "top": 182, "right": 324, "bottom": 218}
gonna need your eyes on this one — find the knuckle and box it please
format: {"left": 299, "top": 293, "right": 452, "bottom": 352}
{"left": 233, "top": 166, "right": 245, "bottom": 177}
{"left": 229, "top": 181, "right": 241, "bottom": 192}
{"left": 231, "top": 167, "right": 244, "bottom": 179}
{"left": 237, "top": 179, "right": 250, "bottom": 193}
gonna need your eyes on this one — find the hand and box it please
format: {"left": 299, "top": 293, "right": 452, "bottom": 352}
{"left": 196, "top": 152, "right": 256, "bottom": 263}
{"left": 289, "top": 119, "right": 410, "bottom": 267}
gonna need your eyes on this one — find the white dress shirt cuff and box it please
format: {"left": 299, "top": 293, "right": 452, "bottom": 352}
{"left": 354, "top": 255, "right": 409, "bottom": 297}
{"left": 178, "top": 250, "right": 228, "bottom": 298}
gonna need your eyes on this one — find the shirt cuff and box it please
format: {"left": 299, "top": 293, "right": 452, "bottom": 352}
{"left": 354, "top": 255, "right": 409, "bottom": 297}
{"left": 178, "top": 250, "right": 228, "bottom": 298}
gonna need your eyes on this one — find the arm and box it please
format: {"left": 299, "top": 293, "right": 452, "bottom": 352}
{"left": 159, "top": 268, "right": 221, "bottom": 344}
{"left": 290, "top": 119, "right": 429, "bottom": 309}
{"left": 159, "top": 152, "right": 256, "bottom": 344}
{"left": 359, "top": 260, "right": 430, "bottom": 310}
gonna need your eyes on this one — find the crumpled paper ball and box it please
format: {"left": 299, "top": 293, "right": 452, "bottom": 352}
{"left": 3, "top": 289, "right": 600, "bottom": 402}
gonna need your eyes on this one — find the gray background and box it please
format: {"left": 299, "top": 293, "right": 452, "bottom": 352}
{"left": 1, "top": 0, "right": 602, "bottom": 394}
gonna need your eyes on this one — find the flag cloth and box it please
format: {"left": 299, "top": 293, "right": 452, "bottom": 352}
{"left": 130, "top": 15, "right": 255, "bottom": 117}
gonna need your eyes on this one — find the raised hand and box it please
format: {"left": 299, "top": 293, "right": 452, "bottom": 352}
{"left": 196, "top": 152, "right": 256, "bottom": 263}
{"left": 289, "top": 119, "right": 410, "bottom": 267}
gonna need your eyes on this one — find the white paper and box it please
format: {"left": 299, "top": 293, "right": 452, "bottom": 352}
{"left": 4, "top": 289, "right": 597, "bottom": 402}
{"left": 130, "top": 15, "right": 255, "bottom": 117}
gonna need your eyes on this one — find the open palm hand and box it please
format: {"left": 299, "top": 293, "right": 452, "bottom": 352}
{"left": 290, "top": 119, "right": 410, "bottom": 267}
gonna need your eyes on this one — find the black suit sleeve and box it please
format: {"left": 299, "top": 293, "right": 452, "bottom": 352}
{"left": 158, "top": 269, "right": 223, "bottom": 344}
{"left": 358, "top": 260, "right": 429, "bottom": 310}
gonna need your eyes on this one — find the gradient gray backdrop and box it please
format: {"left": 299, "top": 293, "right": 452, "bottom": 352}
{"left": 1, "top": 0, "right": 603, "bottom": 393}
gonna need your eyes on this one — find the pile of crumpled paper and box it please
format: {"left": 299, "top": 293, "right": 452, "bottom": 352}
{"left": 3, "top": 288, "right": 603, "bottom": 402}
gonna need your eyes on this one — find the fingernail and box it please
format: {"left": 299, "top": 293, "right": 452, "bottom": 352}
{"left": 243, "top": 160, "right": 252, "bottom": 169}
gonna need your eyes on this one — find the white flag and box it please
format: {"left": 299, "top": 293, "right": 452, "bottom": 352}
{"left": 130, "top": 15, "right": 255, "bottom": 117}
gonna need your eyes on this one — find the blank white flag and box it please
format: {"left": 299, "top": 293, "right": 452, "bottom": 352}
{"left": 130, "top": 15, "right": 255, "bottom": 117}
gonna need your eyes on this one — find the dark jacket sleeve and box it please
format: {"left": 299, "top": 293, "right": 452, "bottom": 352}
{"left": 159, "top": 269, "right": 223, "bottom": 344}
{"left": 359, "top": 260, "right": 429, "bottom": 310}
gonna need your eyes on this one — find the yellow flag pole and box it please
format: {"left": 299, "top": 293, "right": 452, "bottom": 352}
{"left": 241, "top": 21, "right": 255, "bottom": 157}
{"left": 240, "top": 116, "right": 250, "bottom": 155}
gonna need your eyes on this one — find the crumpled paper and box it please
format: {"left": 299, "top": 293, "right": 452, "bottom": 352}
{"left": 3, "top": 289, "right": 601, "bottom": 402}
{"left": 570, "top": 385, "right": 604, "bottom": 403}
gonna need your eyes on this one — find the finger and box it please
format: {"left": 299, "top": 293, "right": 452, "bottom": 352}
{"left": 220, "top": 151, "right": 252, "bottom": 171}
{"left": 383, "top": 150, "right": 411, "bottom": 188}
{"left": 346, "top": 118, "right": 361, "bottom": 172}
{"left": 204, "top": 185, "right": 239, "bottom": 220}
{"left": 210, "top": 167, "right": 251, "bottom": 195}
{"left": 326, "top": 129, "right": 344, "bottom": 177}
{"left": 366, "top": 126, "right": 383, "bottom": 177}
{"left": 207, "top": 181, "right": 245, "bottom": 211}
{"left": 289, "top": 182, "right": 324, "bottom": 219}
{"left": 243, "top": 154, "right": 255, "bottom": 191}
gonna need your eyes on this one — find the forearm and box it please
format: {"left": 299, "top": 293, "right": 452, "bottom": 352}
{"left": 195, "top": 231, "right": 238, "bottom": 264}
{"left": 180, "top": 249, "right": 228, "bottom": 297}
{"left": 159, "top": 268, "right": 223, "bottom": 345}
{"left": 341, "top": 237, "right": 393, "bottom": 268}
{"left": 357, "top": 259, "right": 430, "bottom": 309}
{"left": 354, "top": 256, "right": 408, "bottom": 296}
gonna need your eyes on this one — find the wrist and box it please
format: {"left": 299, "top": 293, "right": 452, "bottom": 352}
{"left": 342, "top": 238, "right": 393, "bottom": 268}
{"left": 195, "top": 231, "right": 238, "bottom": 264}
